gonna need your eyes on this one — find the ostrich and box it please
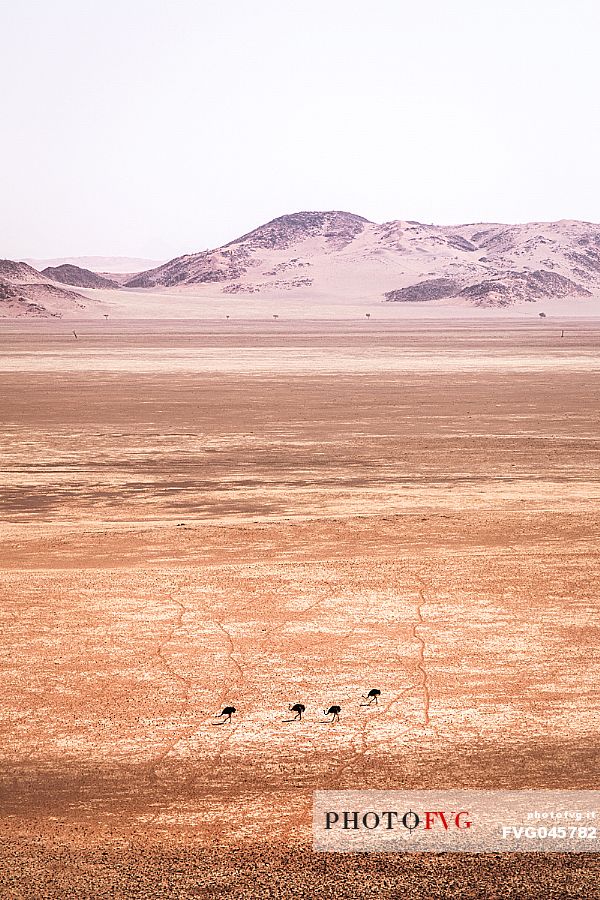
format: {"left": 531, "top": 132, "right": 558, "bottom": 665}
{"left": 365, "top": 313, "right": 371, "bottom": 319}
{"left": 361, "top": 688, "right": 381, "bottom": 706}
{"left": 287, "top": 703, "right": 306, "bottom": 721}
{"left": 213, "top": 705, "right": 236, "bottom": 724}
{"left": 323, "top": 705, "right": 341, "bottom": 723}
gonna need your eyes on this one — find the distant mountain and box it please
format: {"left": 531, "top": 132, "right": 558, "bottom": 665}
{"left": 42, "top": 264, "right": 119, "bottom": 289}
{"left": 125, "top": 212, "right": 600, "bottom": 308}
{"left": 6, "top": 213, "right": 600, "bottom": 317}
{"left": 126, "top": 211, "right": 368, "bottom": 288}
{"left": 0, "top": 259, "right": 96, "bottom": 318}
{"left": 25, "top": 256, "right": 166, "bottom": 274}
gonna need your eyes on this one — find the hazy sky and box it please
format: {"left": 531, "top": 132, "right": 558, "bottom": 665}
{"left": 2, "top": 0, "right": 599, "bottom": 259}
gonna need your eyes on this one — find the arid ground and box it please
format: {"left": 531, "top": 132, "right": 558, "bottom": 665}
{"left": 0, "top": 319, "right": 598, "bottom": 897}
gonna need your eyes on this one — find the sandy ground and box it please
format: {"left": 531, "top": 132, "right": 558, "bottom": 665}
{"left": 57, "top": 280, "right": 600, "bottom": 320}
{"left": 0, "top": 320, "right": 599, "bottom": 897}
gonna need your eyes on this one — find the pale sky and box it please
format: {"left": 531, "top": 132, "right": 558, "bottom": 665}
{"left": 2, "top": 0, "right": 599, "bottom": 259}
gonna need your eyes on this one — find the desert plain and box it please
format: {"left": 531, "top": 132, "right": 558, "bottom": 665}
{"left": 0, "top": 317, "right": 599, "bottom": 897}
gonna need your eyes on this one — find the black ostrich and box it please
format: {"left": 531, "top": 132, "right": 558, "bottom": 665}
{"left": 361, "top": 688, "right": 381, "bottom": 706}
{"left": 287, "top": 703, "right": 306, "bottom": 721}
{"left": 213, "top": 705, "right": 236, "bottom": 725}
{"left": 323, "top": 705, "right": 341, "bottom": 723}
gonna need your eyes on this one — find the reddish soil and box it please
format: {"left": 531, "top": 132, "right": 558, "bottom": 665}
{"left": 1, "top": 321, "right": 598, "bottom": 896}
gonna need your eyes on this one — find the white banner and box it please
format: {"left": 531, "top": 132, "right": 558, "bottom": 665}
{"left": 313, "top": 790, "right": 599, "bottom": 852}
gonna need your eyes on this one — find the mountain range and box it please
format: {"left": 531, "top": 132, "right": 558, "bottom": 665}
{"left": 3, "top": 211, "right": 600, "bottom": 317}
{"left": 0, "top": 260, "right": 98, "bottom": 318}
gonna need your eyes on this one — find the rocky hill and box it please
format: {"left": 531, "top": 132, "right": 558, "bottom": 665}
{"left": 25, "top": 256, "right": 165, "bottom": 274}
{"left": 125, "top": 212, "right": 369, "bottom": 288}
{"left": 0, "top": 260, "right": 49, "bottom": 284}
{"left": 41, "top": 264, "right": 119, "bottom": 289}
{"left": 125, "top": 212, "right": 600, "bottom": 308}
{"left": 0, "top": 260, "right": 96, "bottom": 318}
